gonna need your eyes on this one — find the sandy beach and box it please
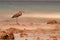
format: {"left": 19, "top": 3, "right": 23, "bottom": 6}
{"left": 0, "top": 18, "right": 60, "bottom": 40}
{"left": 0, "top": 1, "right": 60, "bottom": 40}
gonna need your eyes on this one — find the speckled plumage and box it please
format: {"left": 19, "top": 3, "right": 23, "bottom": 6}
{"left": 12, "top": 11, "right": 22, "bottom": 18}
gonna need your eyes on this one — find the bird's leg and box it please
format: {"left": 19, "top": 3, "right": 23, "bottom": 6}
{"left": 16, "top": 17, "right": 20, "bottom": 25}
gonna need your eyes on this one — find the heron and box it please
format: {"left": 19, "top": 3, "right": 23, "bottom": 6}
{"left": 11, "top": 9, "right": 24, "bottom": 25}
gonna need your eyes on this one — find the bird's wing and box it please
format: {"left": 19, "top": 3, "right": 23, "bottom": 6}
{"left": 12, "top": 13, "right": 19, "bottom": 18}
{"left": 12, "top": 13, "right": 22, "bottom": 18}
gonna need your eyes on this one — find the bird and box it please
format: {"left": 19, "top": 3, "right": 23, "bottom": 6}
{"left": 11, "top": 9, "right": 24, "bottom": 25}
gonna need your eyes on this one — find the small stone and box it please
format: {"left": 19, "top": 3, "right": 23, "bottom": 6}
{"left": 47, "top": 20, "right": 58, "bottom": 24}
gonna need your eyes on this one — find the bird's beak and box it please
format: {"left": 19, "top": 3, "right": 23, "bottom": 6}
{"left": 20, "top": 9, "right": 25, "bottom": 13}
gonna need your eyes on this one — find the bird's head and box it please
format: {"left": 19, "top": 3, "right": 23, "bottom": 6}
{"left": 19, "top": 9, "right": 24, "bottom": 13}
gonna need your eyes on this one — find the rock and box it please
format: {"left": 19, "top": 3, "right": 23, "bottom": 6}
{"left": 49, "top": 35, "right": 57, "bottom": 40}
{"left": 6, "top": 28, "right": 15, "bottom": 39}
{"left": 6, "top": 28, "right": 21, "bottom": 39}
{"left": 3, "top": 35, "right": 9, "bottom": 39}
{"left": 47, "top": 20, "right": 58, "bottom": 24}
{"left": 0, "top": 30, "right": 9, "bottom": 40}
{"left": 0, "top": 31, "right": 7, "bottom": 39}
{"left": 0, "top": 28, "right": 21, "bottom": 40}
